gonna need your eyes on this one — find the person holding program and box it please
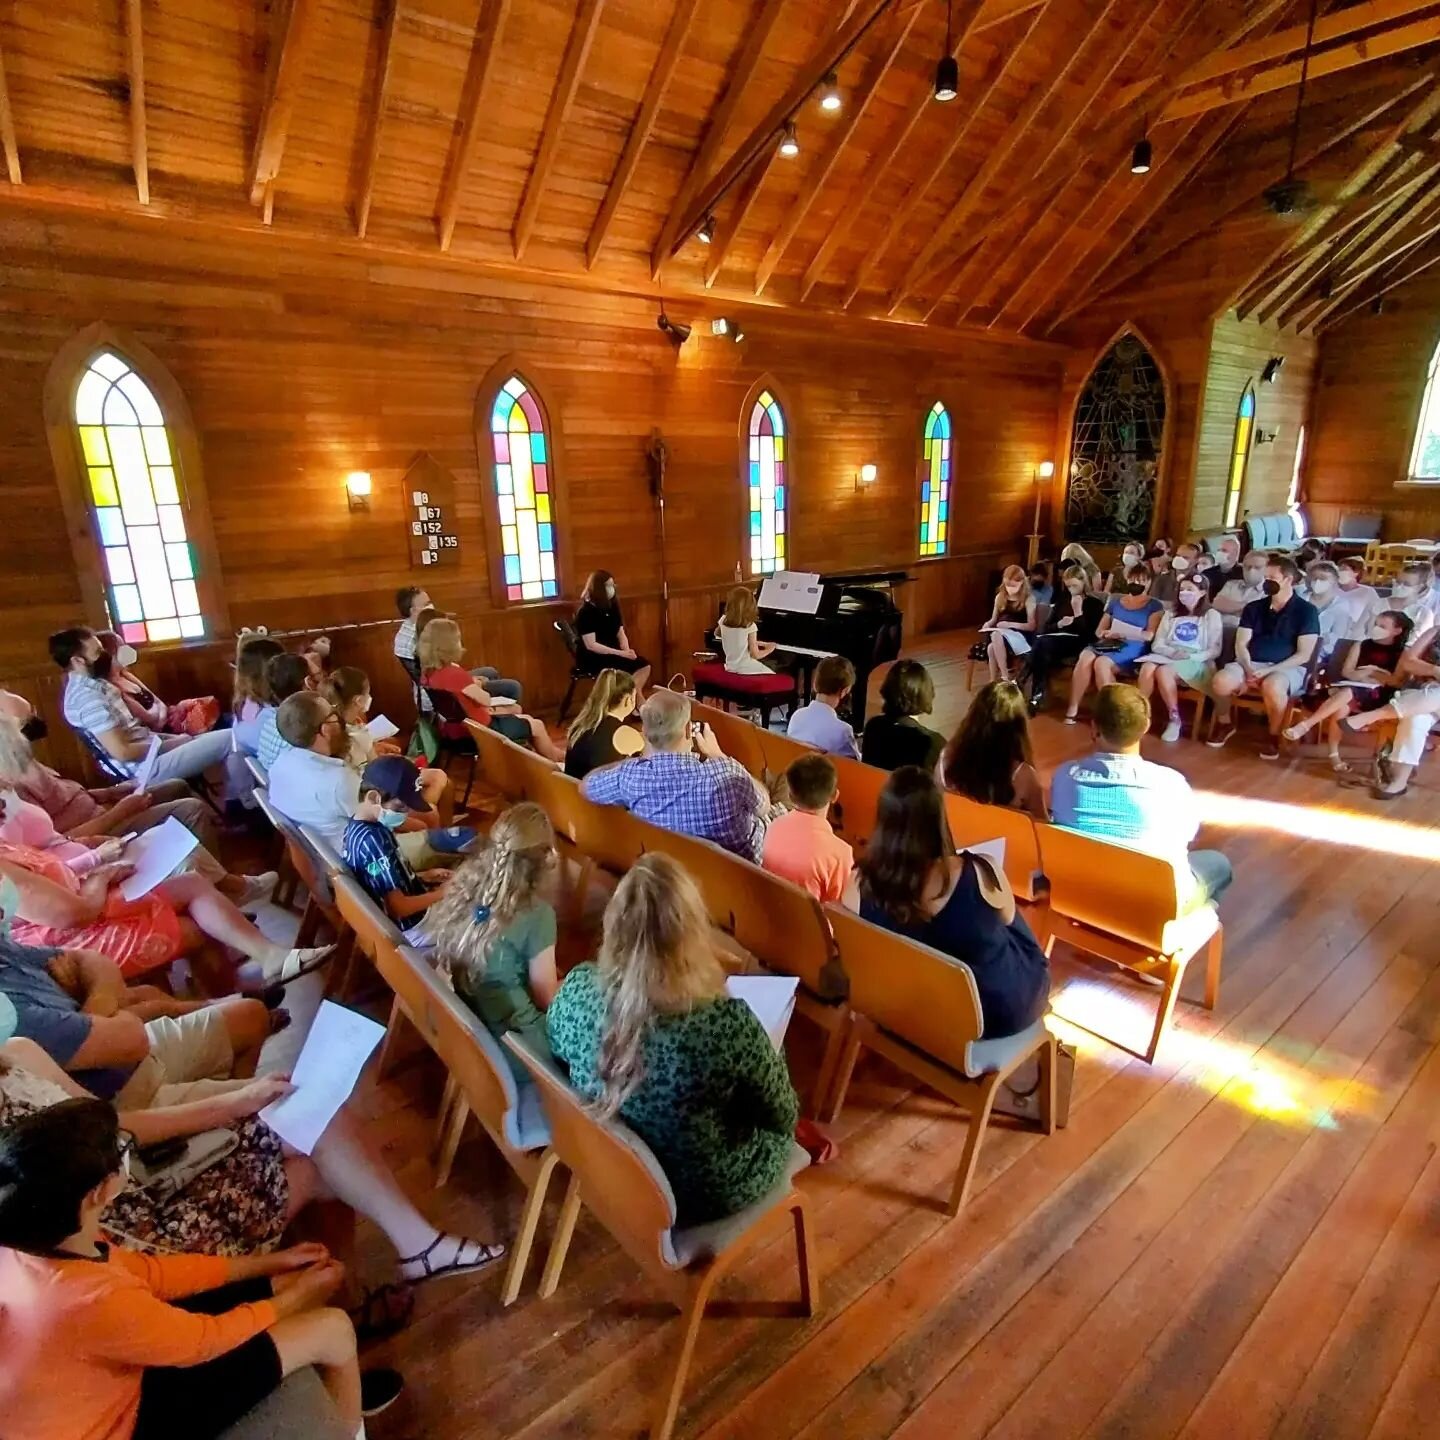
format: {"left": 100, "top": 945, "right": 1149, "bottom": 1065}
{"left": 978, "top": 565, "right": 1038, "bottom": 684}
{"left": 1135, "top": 573, "right": 1224, "bottom": 741}
{"left": 1063, "top": 564, "right": 1163, "bottom": 723}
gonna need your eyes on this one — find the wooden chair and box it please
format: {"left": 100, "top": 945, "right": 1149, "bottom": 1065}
{"left": 1209, "top": 643, "right": 1324, "bottom": 740}
{"left": 828, "top": 754, "right": 889, "bottom": 849}
{"left": 691, "top": 699, "right": 767, "bottom": 777}
{"left": 1036, "top": 823, "right": 1222, "bottom": 1063}
{"left": 823, "top": 903, "right": 1056, "bottom": 1214}
{"left": 942, "top": 792, "right": 1044, "bottom": 905}
{"left": 553, "top": 618, "right": 593, "bottom": 721}
{"left": 503, "top": 1033, "right": 817, "bottom": 1440}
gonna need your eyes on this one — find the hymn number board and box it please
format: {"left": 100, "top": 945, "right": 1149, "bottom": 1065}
{"left": 404, "top": 455, "right": 460, "bottom": 569}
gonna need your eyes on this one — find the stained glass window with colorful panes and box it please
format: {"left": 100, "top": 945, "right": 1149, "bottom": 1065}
{"left": 1224, "top": 385, "right": 1256, "bottom": 528}
{"left": 490, "top": 375, "right": 558, "bottom": 602}
{"left": 75, "top": 352, "right": 203, "bottom": 644}
{"left": 747, "top": 390, "right": 787, "bottom": 575}
{"left": 920, "top": 401, "right": 951, "bottom": 557}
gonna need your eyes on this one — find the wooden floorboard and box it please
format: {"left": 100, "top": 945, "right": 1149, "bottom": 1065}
{"left": 346, "top": 628, "right": 1440, "bottom": 1439}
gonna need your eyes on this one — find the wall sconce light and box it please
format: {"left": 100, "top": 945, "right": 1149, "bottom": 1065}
{"left": 345, "top": 471, "right": 372, "bottom": 511}
{"left": 1037, "top": 460, "right": 1055, "bottom": 479}
{"left": 857, "top": 462, "right": 878, "bottom": 488}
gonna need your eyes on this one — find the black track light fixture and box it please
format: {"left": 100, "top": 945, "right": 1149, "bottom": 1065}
{"left": 696, "top": 214, "right": 715, "bottom": 245}
{"left": 934, "top": 0, "right": 957, "bottom": 102}
{"left": 1261, "top": 355, "right": 1285, "bottom": 384}
{"left": 819, "top": 73, "right": 843, "bottom": 113}
{"left": 1131, "top": 136, "right": 1152, "bottom": 174}
{"left": 656, "top": 296, "right": 691, "bottom": 347}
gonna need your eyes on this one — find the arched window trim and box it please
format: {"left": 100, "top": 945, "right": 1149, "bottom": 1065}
{"left": 1405, "top": 337, "right": 1440, "bottom": 483}
{"left": 473, "top": 356, "right": 570, "bottom": 608}
{"left": 43, "top": 322, "right": 230, "bottom": 644}
{"left": 739, "top": 375, "right": 794, "bottom": 577}
{"left": 1223, "top": 383, "right": 1257, "bottom": 528}
{"left": 917, "top": 400, "right": 951, "bottom": 560}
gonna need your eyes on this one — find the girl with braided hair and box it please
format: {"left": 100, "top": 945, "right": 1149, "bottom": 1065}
{"left": 425, "top": 804, "right": 560, "bottom": 1080}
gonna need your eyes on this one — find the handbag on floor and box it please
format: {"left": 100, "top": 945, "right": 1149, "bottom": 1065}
{"left": 991, "top": 1040, "right": 1075, "bottom": 1128}
{"left": 131, "top": 1129, "right": 239, "bottom": 1204}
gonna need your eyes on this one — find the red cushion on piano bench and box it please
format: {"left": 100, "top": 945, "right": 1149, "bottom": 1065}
{"left": 692, "top": 662, "right": 796, "bottom": 697}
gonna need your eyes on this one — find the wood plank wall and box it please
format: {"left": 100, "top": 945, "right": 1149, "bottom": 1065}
{"left": 0, "top": 209, "right": 1064, "bottom": 769}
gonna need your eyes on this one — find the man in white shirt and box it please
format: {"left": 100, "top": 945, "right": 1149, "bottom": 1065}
{"left": 266, "top": 692, "right": 359, "bottom": 851}
{"left": 1334, "top": 556, "right": 1383, "bottom": 635}
{"left": 786, "top": 656, "right": 861, "bottom": 760}
{"left": 1210, "top": 552, "right": 1267, "bottom": 628}
{"left": 1387, "top": 563, "right": 1438, "bottom": 638}
{"left": 1203, "top": 536, "right": 1244, "bottom": 600}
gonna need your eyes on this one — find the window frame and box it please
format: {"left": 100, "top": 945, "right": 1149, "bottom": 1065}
{"left": 740, "top": 375, "right": 793, "bottom": 578}
{"left": 1404, "top": 336, "right": 1440, "bottom": 486}
{"left": 474, "top": 357, "right": 571, "bottom": 608}
{"left": 1222, "top": 383, "right": 1257, "bottom": 529}
{"left": 917, "top": 400, "right": 952, "bottom": 561}
{"left": 43, "top": 322, "right": 230, "bottom": 645}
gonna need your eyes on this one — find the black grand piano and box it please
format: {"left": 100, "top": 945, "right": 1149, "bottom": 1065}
{"left": 705, "top": 568, "right": 909, "bottom": 730}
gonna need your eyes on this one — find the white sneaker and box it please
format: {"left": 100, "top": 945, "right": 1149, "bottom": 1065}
{"left": 1161, "top": 717, "right": 1182, "bottom": 743}
{"left": 236, "top": 870, "right": 279, "bottom": 910}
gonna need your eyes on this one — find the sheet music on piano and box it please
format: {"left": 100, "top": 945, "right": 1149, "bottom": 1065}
{"left": 758, "top": 570, "right": 824, "bottom": 616}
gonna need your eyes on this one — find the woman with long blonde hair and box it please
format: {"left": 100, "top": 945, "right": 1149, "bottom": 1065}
{"left": 546, "top": 854, "right": 799, "bottom": 1225}
{"left": 426, "top": 803, "right": 560, "bottom": 1076}
{"left": 564, "top": 669, "right": 643, "bottom": 779}
{"left": 979, "top": 564, "right": 1038, "bottom": 683}
{"left": 718, "top": 585, "right": 778, "bottom": 675}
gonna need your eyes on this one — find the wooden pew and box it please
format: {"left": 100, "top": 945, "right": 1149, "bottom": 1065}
{"left": 691, "top": 699, "right": 767, "bottom": 777}
{"left": 942, "top": 792, "right": 1045, "bottom": 905}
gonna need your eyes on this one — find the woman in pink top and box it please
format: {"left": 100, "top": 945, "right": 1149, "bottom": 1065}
{"left": 761, "top": 755, "right": 853, "bottom": 903}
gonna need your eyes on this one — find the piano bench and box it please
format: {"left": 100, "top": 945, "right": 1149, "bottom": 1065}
{"left": 693, "top": 662, "right": 797, "bottom": 728}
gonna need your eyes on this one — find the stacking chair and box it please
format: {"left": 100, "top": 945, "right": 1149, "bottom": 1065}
{"left": 824, "top": 903, "right": 1056, "bottom": 1214}
{"left": 942, "top": 792, "right": 1045, "bottom": 905}
{"left": 691, "top": 699, "right": 767, "bottom": 777}
{"left": 504, "top": 1033, "right": 817, "bottom": 1440}
{"left": 1210, "top": 643, "right": 1324, "bottom": 741}
{"left": 553, "top": 618, "right": 592, "bottom": 721}
{"left": 423, "top": 687, "right": 479, "bottom": 806}
{"left": 828, "top": 754, "right": 889, "bottom": 850}
{"left": 1036, "top": 824, "right": 1222, "bottom": 1063}
{"left": 77, "top": 727, "right": 133, "bottom": 784}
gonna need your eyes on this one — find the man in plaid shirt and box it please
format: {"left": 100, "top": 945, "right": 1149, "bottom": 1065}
{"left": 581, "top": 690, "right": 780, "bottom": 862}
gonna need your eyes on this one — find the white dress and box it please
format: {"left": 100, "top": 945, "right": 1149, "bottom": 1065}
{"left": 720, "top": 623, "right": 774, "bottom": 675}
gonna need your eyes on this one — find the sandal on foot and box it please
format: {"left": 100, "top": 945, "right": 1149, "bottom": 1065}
{"left": 399, "top": 1233, "right": 506, "bottom": 1286}
{"left": 1329, "top": 754, "right": 1351, "bottom": 774}
{"left": 1282, "top": 724, "right": 1309, "bottom": 742}
{"left": 1063, "top": 713, "right": 1080, "bottom": 726}
{"left": 350, "top": 1282, "right": 415, "bottom": 1342}
{"left": 271, "top": 945, "right": 334, "bottom": 984}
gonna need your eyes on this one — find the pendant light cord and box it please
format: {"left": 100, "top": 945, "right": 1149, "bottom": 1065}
{"left": 944, "top": 0, "right": 952, "bottom": 54}
{"left": 1283, "top": 0, "right": 1320, "bottom": 182}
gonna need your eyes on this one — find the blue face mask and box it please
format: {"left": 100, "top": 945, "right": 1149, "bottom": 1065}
{"left": 379, "top": 809, "right": 407, "bottom": 830}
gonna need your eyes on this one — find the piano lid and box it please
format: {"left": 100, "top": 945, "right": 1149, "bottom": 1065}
{"left": 815, "top": 568, "right": 914, "bottom": 588}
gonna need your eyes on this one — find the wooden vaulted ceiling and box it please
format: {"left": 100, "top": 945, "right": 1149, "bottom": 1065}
{"left": 1, "top": 0, "right": 1439, "bottom": 338}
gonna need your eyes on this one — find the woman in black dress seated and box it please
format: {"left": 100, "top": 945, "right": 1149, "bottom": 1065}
{"left": 844, "top": 766, "right": 1050, "bottom": 1039}
{"left": 573, "top": 571, "right": 651, "bottom": 695}
{"left": 1025, "top": 564, "right": 1104, "bottom": 713}
{"left": 861, "top": 660, "right": 946, "bottom": 773}
{"left": 564, "top": 669, "right": 644, "bottom": 780}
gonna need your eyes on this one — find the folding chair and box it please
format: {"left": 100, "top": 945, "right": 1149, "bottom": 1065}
{"left": 423, "top": 687, "right": 479, "bottom": 806}
{"left": 554, "top": 619, "right": 593, "bottom": 721}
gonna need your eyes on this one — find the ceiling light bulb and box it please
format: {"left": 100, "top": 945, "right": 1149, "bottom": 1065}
{"left": 696, "top": 214, "right": 715, "bottom": 244}
{"left": 819, "top": 73, "right": 842, "bottom": 112}
{"left": 1131, "top": 137, "right": 1152, "bottom": 174}
{"left": 778, "top": 121, "right": 800, "bottom": 158}
{"left": 933, "top": 54, "right": 959, "bottom": 103}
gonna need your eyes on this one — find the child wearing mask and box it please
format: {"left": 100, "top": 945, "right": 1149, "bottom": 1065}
{"left": 1284, "top": 609, "right": 1414, "bottom": 770}
{"left": 1065, "top": 565, "right": 1164, "bottom": 723}
{"left": 1136, "top": 577, "right": 1224, "bottom": 741}
{"left": 979, "top": 565, "right": 1038, "bottom": 683}
{"left": 1387, "top": 563, "right": 1437, "bottom": 637}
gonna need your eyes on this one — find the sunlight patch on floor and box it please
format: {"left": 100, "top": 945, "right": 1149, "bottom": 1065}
{"left": 1194, "top": 788, "right": 1440, "bottom": 861}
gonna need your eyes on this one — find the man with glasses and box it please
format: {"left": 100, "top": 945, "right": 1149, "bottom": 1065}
{"left": 266, "top": 692, "right": 360, "bottom": 851}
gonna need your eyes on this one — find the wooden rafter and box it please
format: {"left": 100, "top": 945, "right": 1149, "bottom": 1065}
{"left": 974, "top": 0, "right": 1044, "bottom": 29}
{"left": 978, "top": 171, "right": 1098, "bottom": 329}
{"left": 752, "top": 4, "right": 920, "bottom": 297}
{"left": 586, "top": 0, "right": 699, "bottom": 268}
{"left": 355, "top": 0, "right": 400, "bottom": 240}
{"left": 513, "top": 0, "right": 607, "bottom": 261}
{"left": 123, "top": 0, "right": 148, "bottom": 205}
{"left": 1317, "top": 234, "right": 1440, "bottom": 329}
{"left": 435, "top": 0, "right": 512, "bottom": 253}
{"left": 667, "top": 0, "right": 898, "bottom": 269}
{"left": 249, "top": 0, "right": 321, "bottom": 206}
{"left": 704, "top": 150, "right": 776, "bottom": 288}
{"left": 649, "top": 0, "right": 787, "bottom": 278}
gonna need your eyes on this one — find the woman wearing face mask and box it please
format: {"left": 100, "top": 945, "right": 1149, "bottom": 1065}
{"left": 1301, "top": 561, "right": 1352, "bottom": 668}
{"left": 1026, "top": 565, "right": 1104, "bottom": 712}
{"left": 573, "top": 570, "right": 651, "bottom": 697}
{"left": 1145, "top": 545, "right": 1178, "bottom": 609}
{"left": 1105, "top": 542, "right": 1147, "bottom": 594}
{"left": 1136, "top": 578, "right": 1223, "bottom": 741}
{"left": 1386, "top": 563, "right": 1438, "bottom": 637}
{"left": 1331, "top": 556, "right": 1382, "bottom": 634}
{"left": 95, "top": 632, "right": 221, "bottom": 738}
{"left": 978, "top": 565, "right": 1038, "bottom": 683}
{"left": 1283, "top": 609, "right": 1414, "bottom": 771}
{"left": 1064, "top": 565, "right": 1164, "bottom": 724}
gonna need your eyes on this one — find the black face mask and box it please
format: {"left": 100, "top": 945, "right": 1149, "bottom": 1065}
{"left": 19, "top": 714, "right": 47, "bottom": 742}
{"left": 1263, "top": 580, "right": 1282, "bottom": 597}
{"left": 89, "top": 653, "right": 114, "bottom": 681}
{"left": 1124, "top": 583, "right": 1148, "bottom": 597}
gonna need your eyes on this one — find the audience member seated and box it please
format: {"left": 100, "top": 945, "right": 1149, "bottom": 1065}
{"left": 1028, "top": 561, "right": 1054, "bottom": 607}
{"left": 718, "top": 585, "right": 779, "bottom": 675}
{"left": 1059, "top": 541, "right": 1103, "bottom": 593}
{"left": 861, "top": 659, "right": 946, "bottom": 773}
{"left": 418, "top": 617, "right": 561, "bottom": 760}
{"left": 843, "top": 767, "right": 1049, "bottom": 1040}
{"left": 1388, "top": 562, "right": 1438, "bottom": 636}
{"left": 940, "top": 680, "right": 1047, "bottom": 820}
{"left": 52, "top": 628, "right": 233, "bottom": 788}
{"left": 786, "top": 655, "right": 861, "bottom": 759}
{"left": 582, "top": 690, "right": 778, "bottom": 862}
{"left": 1302, "top": 559, "right": 1358, "bottom": 667}
{"left": 1104, "top": 542, "right": 1147, "bottom": 593}
{"left": 1208, "top": 554, "right": 1320, "bottom": 759}
{"left": 563, "top": 669, "right": 642, "bottom": 780}
{"left": 231, "top": 635, "right": 284, "bottom": 757}
{"left": 978, "top": 565, "right": 1038, "bottom": 683}
{"left": 761, "top": 755, "right": 853, "bottom": 902}
{"left": 572, "top": 570, "right": 651, "bottom": 695}
{"left": 393, "top": 586, "right": 522, "bottom": 701}
{"left": 1135, "top": 575, "right": 1223, "bottom": 742}
{"left": 0, "top": 1098, "right": 387, "bottom": 1440}
{"left": 1212, "top": 549, "right": 1267, "bottom": 626}
{"left": 1051, "top": 683, "right": 1232, "bottom": 907}
{"left": 1429, "top": 552, "right": 1440, "bottom": 613}
{"left": 1344, "top": 616, "right": 1440, "bottom": 798}
{"left": 0, "top": 793, "right": 329, "bottom": 993}
{"left": 1145, "top": 546, "right": 1178, "bottom": 609}
{"left": 1333, "top": 555, "right": 1383, "bottom": 635}
{"left": 1025, "top": 565, "right": 1103, "bottom": 712}
{"left": 324, "top": 667, "right": 446, "bottom": 818}
{"left": 547, "top": 854, "right": 799, "bottom": 1225}
{"left": 1203, "top": 535, "right": 1244, "bottom": 599}
{"left": 256, "top": 652, "right": 312, "bottom": 771}
{"left": 95, "top": 631, "right": 222, "bottom": 738}
{"left": 1064, "top": 565, "right": 1163, "bottom": 724}
{"left": 427, "top": 803, "right": 559, "bottom": 1078}
{"left": 1285, "top": 610, "right": 1413, "bottom": 771}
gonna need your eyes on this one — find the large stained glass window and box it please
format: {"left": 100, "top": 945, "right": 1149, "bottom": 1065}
{"left": 747, "top": 389, "right": 787, "bottom": 576}
{"left": 75, "top": 351, "right": 203, "bottom": 644}
{"left": 1408, "top": 340, "right": 1440, "bottom": 481}
{"left": 1224, "top": 385, "right": 1256, "bottom": 528}
{"left": 489, "top": 374, "right": 558, "bottom": 602}
{"left": 919, "top": 401, "right": 950, "bottom": 557}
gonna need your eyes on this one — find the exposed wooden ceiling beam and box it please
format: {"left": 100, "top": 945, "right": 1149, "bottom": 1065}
{"left": 703, "top": 150, "right": 775, "bottom": 288}
{"left": 752, "top": 4, "right": 920, "bottom": 297}
{"left": 1398, "top": 129, "right": 1440, "bottom": 157}
{"left": 975, "top": 0, "right": 1044, "bottom": 29}
{"left": 513, "top": 0, "right": 606, "bottom": 261}
{"left": 123, "top": 0, "right": 148, "bottom": 205}
{"left": 586, "top": 0, "right": 699, "bottom": 269}
{"left": 1316, "top": 234, "right": 1440, "bottom": 329}
{"left": 649, "top": 0, "right": 787, "bottom": 278}
{"left": 249, "top": 0, "right": 321, "bottom": 207}
{"left": 1162, "top": 15, "right": 1440, "bottom": 122}
{"left": 667, "top": 0, "right": 900, "bottom": 269}
{"left": 1007, "top": 174, "right": 1126, "bottom": 333}
{"left": 354, "top": 0, "right": 401, "bottom": 240}
{"left": 435, "top": 0, "right": 512, "bottom": 253}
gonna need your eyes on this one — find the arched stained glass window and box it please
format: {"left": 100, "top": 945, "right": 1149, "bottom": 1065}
{"left": 919, "top": 401, "right": 950, "bottom": 557}
{"left": 747, "top": 389, "right": 787, "bottom": 576}
{"left": 1223, "top": 385, "right": 1256, "bottom": 528}
{"left": 488, "top": 374, "right": 559, "bottom": 602}
{"left": 75, "top": 351, "right": 204, "bottom": 643}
